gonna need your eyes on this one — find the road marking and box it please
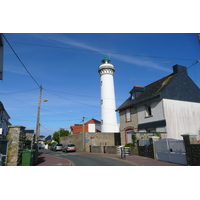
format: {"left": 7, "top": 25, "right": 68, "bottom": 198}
{"left": 54, "top": 163, "right": 63, "bottom": 166}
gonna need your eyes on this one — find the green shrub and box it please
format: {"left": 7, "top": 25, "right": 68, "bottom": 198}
{"left": 124, "top": 143, "right": 134, "bottom": 147}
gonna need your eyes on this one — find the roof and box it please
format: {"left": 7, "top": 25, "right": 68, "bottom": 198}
{"left": 117, "top": 64, "right": 200, "bottom": 111}
{"left": 0, "top": 101, "right": 11, "bottom": 119}
{"left": 24, "top": 129, "right": 34, "bottom": 134}
{"left": 85, "top": 118, "right": 101, "bottom": 124}
{"left": 70, "top": 118, "right": 101, "bottom": 134}
{"left": 70, "top": 125, "right": 100, "bottom": 134}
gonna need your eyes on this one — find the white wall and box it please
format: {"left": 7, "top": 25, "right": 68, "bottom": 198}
{"left": 100, "top": 74, "right": 118, "bottom": 132}
{"left": 137, "top": 100, "right": 165, "bottom": 124}
{"left": 88, "top": 124, "right": 95, "bottom": 132}
{"left": 163, "top": 99, "right": 200, "bottom": 139}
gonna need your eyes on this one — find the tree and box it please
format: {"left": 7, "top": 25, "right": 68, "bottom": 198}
{"left": 52, "top": 128, "right": 70, "bottom": 143}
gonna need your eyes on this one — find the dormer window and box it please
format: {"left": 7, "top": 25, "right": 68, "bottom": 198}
{"left": 129, "top": 86, "right": 144, "bottom": 99}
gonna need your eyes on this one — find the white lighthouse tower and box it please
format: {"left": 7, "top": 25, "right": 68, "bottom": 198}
{"left": 98, "top": 57, "right": 119, "bottom": 133}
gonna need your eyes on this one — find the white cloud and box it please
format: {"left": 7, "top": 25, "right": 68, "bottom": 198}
{"left": 40, "top": 34, "right": 171, "bottom": 72}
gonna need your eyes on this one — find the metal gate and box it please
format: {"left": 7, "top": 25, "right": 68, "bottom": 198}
{"left": 155, "top": 138, "right": 187, "bottom": 165}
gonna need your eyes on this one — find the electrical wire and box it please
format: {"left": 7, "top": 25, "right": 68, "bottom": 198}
{"left": 11, "top": 41, "right": 197, "bottom": 62}
{"left": 43, "top": 88, "right": 101, "bottom": 108}
{"left": 44, "top": 88, "right": 126, "bottom": 101}
{"left": 0, "top": 88, "right": 38, "bottom": 94}
{"left": 2, "top": 34, "right": 40, "bottom": 88}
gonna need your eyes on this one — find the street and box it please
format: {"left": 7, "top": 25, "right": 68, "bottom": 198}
{"left": 39, "top": 149, "right": 138, "bottom": 166}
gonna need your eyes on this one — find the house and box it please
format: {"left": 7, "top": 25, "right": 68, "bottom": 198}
{"left": 0, "top": 101, "right": 11, "bottom": 138}
{"left": 0, "top": 33, "right": 3, "bottom": 80}
{"left": 117, "top": 64, "right": 200, "bottom": 145}
{"left": 45, "top": 135, "right": 52, "bottom": 142}
{"left": 70, "top": 118, "right": 101, "bottom": 134}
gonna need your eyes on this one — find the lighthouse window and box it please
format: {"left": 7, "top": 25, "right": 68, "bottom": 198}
{"left": 101, "top": 120, "right": 103, "bottom": 125}
{"left": 101, "top": 81, "right": 102, "bottom": 86}
{"left": 101, "top": 100, "right": 103, "bottom": 105}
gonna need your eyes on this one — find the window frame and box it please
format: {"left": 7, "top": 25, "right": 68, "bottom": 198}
{"left": 125, "top": 108, "right": 132, "bottom": 122}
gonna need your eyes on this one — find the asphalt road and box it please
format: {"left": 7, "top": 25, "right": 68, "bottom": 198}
{"left": 44, "top": 150, "right": 137, "bottom": 166}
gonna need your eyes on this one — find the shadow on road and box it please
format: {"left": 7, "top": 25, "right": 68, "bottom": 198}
{"left": 36, "top": 151, "right": 46, "bottom": 165}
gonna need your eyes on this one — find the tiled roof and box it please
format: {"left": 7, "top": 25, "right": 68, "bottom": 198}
{"left": 70, "top": 125, "right": 88, "bottom": 134}
{"left": 70, "top": 118, "right": 101, "bottom": 134}
{"left": 85, "top": 118, "right": 101, "bottom": 124}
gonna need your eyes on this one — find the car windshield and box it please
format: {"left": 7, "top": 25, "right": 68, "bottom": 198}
{"left": 57, "top": 144, "right": 62, "bottom": 146}
{"left": 68, "top": 144, "right": 75, "bottom": 147}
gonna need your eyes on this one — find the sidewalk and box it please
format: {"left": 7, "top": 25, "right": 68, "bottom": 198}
{"left": 36, "top": 150, "right": 184, "bottom": 166}
{"left": 77, "top": 152, "right": 183, "bottom": 166}
{"left": 36, "top": 151, "right": 72, "bottom": 166}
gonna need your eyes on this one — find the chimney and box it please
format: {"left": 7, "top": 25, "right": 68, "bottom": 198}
{"left": 173, "top": 64, "right": 188, "bottom": 75}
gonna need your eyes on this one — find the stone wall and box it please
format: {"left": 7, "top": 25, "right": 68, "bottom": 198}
{"left": 137, "top": 137, "right": 160, "bottom": 159}
{"left": 60, "top": 132, "right": 120, "bottom": 153}
{"left": 182, "top": 134, "right": 200, "bottom": 166}
{"left": 6, "top": 126, "right": 26, "bottom": 166}
{"left": 89, "top": 145, "right": 118, "bottom": 154}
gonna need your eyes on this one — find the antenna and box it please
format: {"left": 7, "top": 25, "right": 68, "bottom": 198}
{"left": 162, "top": 61, "right": 174, "bottom": 67}
{"left": 130, "top": 78, "right": 136, "bottom": 86}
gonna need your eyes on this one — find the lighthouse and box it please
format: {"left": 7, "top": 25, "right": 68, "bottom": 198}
{"left": 98, "top": 57, "right": 119, "bottom": 132}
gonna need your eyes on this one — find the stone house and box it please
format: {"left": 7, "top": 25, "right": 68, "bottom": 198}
{"left": 117, "top": 64, "right": 200, "bottom": 145}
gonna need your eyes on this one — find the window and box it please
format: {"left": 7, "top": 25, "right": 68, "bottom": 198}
{"left": 125, "top": 108, "right": 131, "bottom": 122}
{"left": 145, "top": 105, "right": 152, "bottom": 117}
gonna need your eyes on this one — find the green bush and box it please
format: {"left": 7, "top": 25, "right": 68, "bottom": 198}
{"left": 124, "top": 143, "right": 135, "bottom": 147}
{"left": 44, "top": 142, "right": 57, "bottom": 145}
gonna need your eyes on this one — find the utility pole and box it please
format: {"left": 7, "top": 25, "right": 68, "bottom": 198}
{"left": 36, "top": 85, "right": 42, "bottom": 148}
{"left": 82, "top": 117, "right": 85, "bottom": 151}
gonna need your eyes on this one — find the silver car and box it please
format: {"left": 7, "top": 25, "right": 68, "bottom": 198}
{"left": 53, "top": 144, "right": 63, "bottom": 151}
{"left": 62, "top": 144, "right": 76, "bottom": 153}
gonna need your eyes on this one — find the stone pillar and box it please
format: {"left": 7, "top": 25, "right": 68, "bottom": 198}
{"left": 6, "top": 126, "right": 26, "bottom": 166}
{"left": 181, "top": 134, "right": 197, "bottom": 166}
{"left": 149, "top": 136, "right": 160, "bottom": 160}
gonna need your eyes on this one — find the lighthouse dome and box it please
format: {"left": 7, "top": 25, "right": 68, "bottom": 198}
{"left": 98, "top": 57, "right": 115, "bottom": 74}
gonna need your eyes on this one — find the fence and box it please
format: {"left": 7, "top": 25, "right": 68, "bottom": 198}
{"left": 137, "top": 139, "right": 154, "bottom": 159}
{"left": 154, "top": 138, "right": 187, "bottom": 165}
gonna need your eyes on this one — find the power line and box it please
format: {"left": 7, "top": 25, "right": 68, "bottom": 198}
{"left": 11, "top": 41, "right": 197, "bottom": 62}
{"left": 43, "top": 88, "right": 101, "bottom": 108}
{"left": 2, "top": 34, "right": 40, "bottom": 87}
{"left": 44, "top": 88, "right": 125, "bottom": 100}
{"left": 0, "top": 88, "right": 38, "bottom": 94}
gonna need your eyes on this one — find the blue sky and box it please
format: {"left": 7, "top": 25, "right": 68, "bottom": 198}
{"left": 1, "top": 33, "right": 200, "bottom": 137}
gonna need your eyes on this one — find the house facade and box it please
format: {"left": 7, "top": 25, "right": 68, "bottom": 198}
{"left": 0, "top": 33, "right": 3, "bottom": 80}
{"left": 0, "top": 102, "right": 11, "bottom": 137}
{"left": 117, "top": 64, "right": 200, "bottom": 145}
{"left": 70, "top": 118, "right": 101, "bottom": 134}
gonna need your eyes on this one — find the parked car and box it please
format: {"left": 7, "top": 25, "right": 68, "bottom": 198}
{"left": 53, "top": 144, "right": 63, "bottom": 151}
{"left": 50, "top": 144, "right": 56, "bottom": 150}
{"left": 62, "top": 144, "right": 76, "bottom": 153}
